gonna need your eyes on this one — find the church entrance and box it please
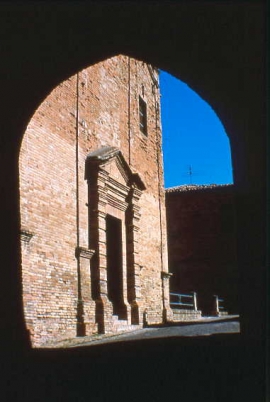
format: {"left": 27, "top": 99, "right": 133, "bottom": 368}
{"left": 106, "top": 214, "right": 126, "bottom": 319}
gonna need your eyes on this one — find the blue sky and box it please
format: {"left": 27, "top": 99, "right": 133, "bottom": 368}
{"left": 159, "top": 70, "right": 234, "bottom": 189}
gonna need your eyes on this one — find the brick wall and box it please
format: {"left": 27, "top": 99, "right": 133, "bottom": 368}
{"left": 166, "top": 185, "right": 239, "bottom": 315}
{"left": 19, "top": 55, "right": 170, "bottom": 346}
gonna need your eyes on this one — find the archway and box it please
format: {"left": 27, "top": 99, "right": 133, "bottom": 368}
{"left": 0, "top": 2, "right": 265, "bottom": 356}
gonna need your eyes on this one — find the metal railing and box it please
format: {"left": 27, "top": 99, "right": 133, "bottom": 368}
{"left": 170, "top": 292, "right": 197, "bottom": 311}
{"left": 213, "top": 295, "right": 225, "bottom": 315}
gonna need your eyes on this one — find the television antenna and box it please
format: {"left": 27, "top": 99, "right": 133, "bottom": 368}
{"left": 182, "top": 165, "right": 195, "bottom": 184}
{"left": 187, "top": 165, "right": 193, "bottom": 184}
{"left": 181, "top": 165, "right": 203, "bottom": 185}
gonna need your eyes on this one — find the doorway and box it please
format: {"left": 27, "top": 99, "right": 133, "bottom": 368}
{"left": 106, "top": 214, "right": 126, "bottom": 319}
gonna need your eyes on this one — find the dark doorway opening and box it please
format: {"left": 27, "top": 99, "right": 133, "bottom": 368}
{"left": 106, "top": 214, "right": 127, "bottom": 319}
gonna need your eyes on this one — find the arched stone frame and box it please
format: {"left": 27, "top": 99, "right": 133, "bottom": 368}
{"left": 85, "top": 146, "right": 146, "bottom": 333}
{"left": 0, "top": 3, "right": 266, "bottom": 356}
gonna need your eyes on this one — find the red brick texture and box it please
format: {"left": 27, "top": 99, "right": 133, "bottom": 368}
{"left": 19, "top": 55, "right": 171, "bottom": 346}
{"left": 166, "top": 185, "right": 239, "bottom": 315}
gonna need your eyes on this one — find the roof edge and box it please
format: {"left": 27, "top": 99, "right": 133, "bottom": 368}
{"left": 165, "top": 183, "right": 234, "bottom": 193}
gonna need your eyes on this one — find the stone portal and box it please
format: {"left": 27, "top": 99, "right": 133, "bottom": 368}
{"left": 85, "top": 146, "right": 146, "bottom": 333}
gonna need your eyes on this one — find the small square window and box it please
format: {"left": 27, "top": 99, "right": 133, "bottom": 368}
{"left": 139, "top": 96, "right": 147, "bottom": 136}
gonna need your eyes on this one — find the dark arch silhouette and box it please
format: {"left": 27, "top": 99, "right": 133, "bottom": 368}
{"left": 0, "top": 3, "right": 266, "bottom": 401}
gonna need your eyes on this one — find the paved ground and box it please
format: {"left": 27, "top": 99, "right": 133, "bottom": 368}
{"left": 46, "top": 315, "right": 240, "bottom": 348}
{"left": 77, "top": 315, "right": 240, "bottom": 346}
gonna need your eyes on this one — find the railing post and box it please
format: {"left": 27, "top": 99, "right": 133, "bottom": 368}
{"left": 214, "top": 295, "right": 219, "bottom": 316}
{"left": 193, "top": 292, "right": 197, "bottom": 311}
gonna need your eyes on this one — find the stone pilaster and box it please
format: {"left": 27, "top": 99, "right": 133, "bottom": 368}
{"left": 126, "top": 186, "right": 143, "bottom": 324}
{"left": 75, "top": 247, "right": 97, "bottom": 335}
{"left": 161, "top": 271, "right": 173, "bottom": 322}
{"left": 87, "top": 167, "right": 113, "bottom": 333}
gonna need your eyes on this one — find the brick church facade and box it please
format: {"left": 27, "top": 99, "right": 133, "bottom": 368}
{"left": 19, "top": 55, "right": 173, "bottom": 346}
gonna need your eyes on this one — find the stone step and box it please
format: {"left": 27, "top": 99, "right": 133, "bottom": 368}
{"left": 111, "top": 316, "right": 141, "bottom": 333}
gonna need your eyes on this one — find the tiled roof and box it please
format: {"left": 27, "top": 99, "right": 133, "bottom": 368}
{"left": 165, "top": 184, "right": 233, "bottom": 193}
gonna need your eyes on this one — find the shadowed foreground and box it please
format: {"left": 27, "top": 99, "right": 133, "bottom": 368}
{"left": 5, "top": 331, "right": 264, "bottom": 402}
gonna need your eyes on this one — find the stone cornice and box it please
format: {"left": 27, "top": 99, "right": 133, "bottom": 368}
{"left": 161, "top": 271, "right": 173, "bottom": 279}
{"left": 75, "top": 247, "right": 95, "bottom": 260}
{"left": 107, "top": 194, "right": 128, "bottom": 212}
{"left": 20, "top": 230, "right": 34, "bottom": 243}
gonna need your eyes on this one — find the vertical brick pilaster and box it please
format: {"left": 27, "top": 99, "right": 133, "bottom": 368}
{"left": 75, "top": 247, "right": 97, "bottom": 335}
{"left": 126, "top": 186, "right": 143, "bottom": 324}
{"left": 161, "top": 271, "right": 173, "bottom": 322}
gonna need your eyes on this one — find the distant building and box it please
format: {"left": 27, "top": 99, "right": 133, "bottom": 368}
{"left": 166, "top": 184, "right": 239, "bottom": 315}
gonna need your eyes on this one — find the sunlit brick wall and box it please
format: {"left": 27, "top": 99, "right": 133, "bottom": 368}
{"left": 19, "top": 55, "right": 167, "bottom": 346}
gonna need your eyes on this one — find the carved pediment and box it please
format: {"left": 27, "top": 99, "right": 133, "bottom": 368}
{"left": 85, "top": 146, "right": 146, "bottom": 191}
{"left": 106, "top": 157, "right": 129, "bottom": 187}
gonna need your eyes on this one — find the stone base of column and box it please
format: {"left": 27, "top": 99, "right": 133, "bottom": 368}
{"left": 83, "top": 300, "right": 98, "bottom": 336}
{"left": 162, "top": 306, "right": 174, "bottom": 323}
{"left": 130, "top": 300, "right": 140, "bottom": 325}
{"left": 142, "top": 307, "right": 163, "bottom": 326}
{"left": 76, "top": 300, "right": 99, "bottom": 336}
{"left": 95, "top": 295, "right": 113, "bottom": 334}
